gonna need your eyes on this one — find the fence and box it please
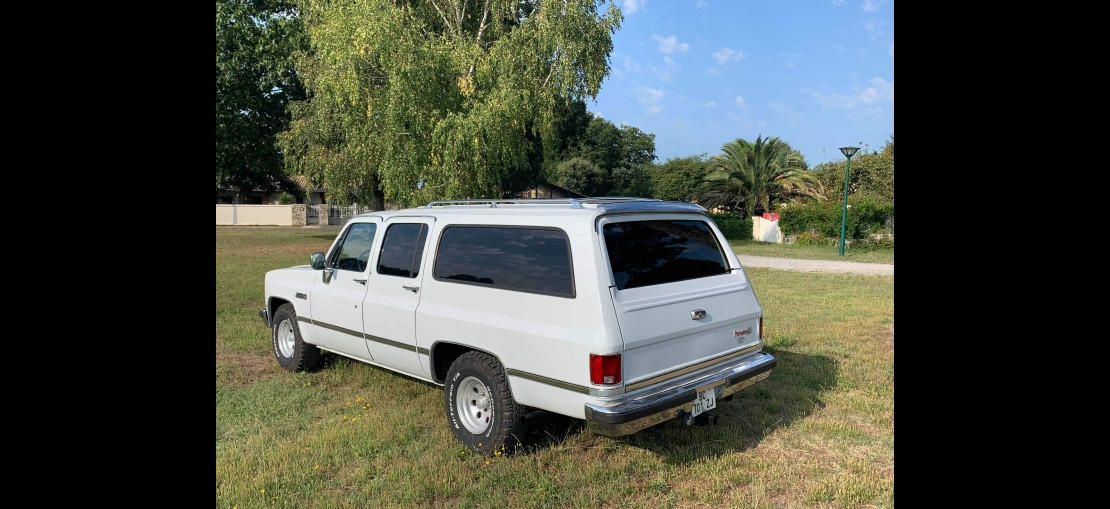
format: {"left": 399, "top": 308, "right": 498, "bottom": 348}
{"left": 216, "top": 204, "right": 377, "bottom": 226}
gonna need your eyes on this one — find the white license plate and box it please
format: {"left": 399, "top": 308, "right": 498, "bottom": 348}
{"left": 691, "top": 386, "right": 717, "bottom": 417}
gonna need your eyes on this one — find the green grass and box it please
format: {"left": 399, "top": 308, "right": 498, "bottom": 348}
{"left": 730, "top": 239, "right": 895, "bottom": 264}
{"left": 217, "top": 226, "right": 894, "bottom": 508}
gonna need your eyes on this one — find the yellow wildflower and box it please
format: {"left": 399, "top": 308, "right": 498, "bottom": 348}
{"left": 261, "top": 489, "right": 265, "bottom": 494}
{"left": 485, "top": 461, "right": 490, "bottom": 465}
{"left": 314, "top": 466, "right": 319, "bottom": 470}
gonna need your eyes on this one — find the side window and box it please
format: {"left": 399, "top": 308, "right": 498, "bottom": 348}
{"left": 329, "top": 223, "right": 377, "bottom": 272}
{"left": 433, "top": 226, "right": 574, "bottom": 298}
{"left": 377, "top": 223, "right": 429, "bottom": 278}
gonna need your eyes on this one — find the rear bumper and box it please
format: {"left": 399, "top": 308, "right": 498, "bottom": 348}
{"left": 583, "top": 352, "right": 776, "bottom": 436}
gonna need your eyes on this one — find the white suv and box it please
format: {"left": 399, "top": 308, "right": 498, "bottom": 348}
{"left": 260, "top": 198, "right": 775, "bottom": 453}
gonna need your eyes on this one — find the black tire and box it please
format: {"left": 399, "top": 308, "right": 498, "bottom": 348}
{"left": 271, "top": 303, "right": 321, "bottom": 372}
{"left": 444, "top": 351, "right": 526, "bottom": 454}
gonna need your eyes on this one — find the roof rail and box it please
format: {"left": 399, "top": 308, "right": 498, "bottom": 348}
{"left": 423, "top": 197, "right": 664, "bottom": 209}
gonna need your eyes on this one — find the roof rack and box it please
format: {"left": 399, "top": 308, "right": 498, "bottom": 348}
{"left": 423, "top": 197, "right": 664, "bottom": 209}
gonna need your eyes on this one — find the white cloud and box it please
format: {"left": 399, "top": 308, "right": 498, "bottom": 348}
{"left": 889, "top": 42, "right": 894, "bottom": 58}
{"left": 696, "top": 0, "right": 708, "bottom": 7}
{"left": 832, "top": 0, "right": 846, "bottom": 5}
{"left": 862, "top": 0, "right": 883, "bottom": 12}
{"left": 706, "top": 67, "right": 719, "bottom": 75}
{"left": 702, "top": 101, "right": 716, "bottom": 108}
{"left": 623, "top": 0, "right": 644, "bottom": 15}
{"left": 651, "top": 34, "right": 690, "bottom": 54}
{"left": 734, "top": 95, "right": 748, "bottom": 110}
{"left": 836, "top": 45, "right": 845, "bottom": 51}
{"left": 635, "top": 85, "right": 665, "bottom": 114}
{"left": 769, "top": 102, "right": 805, "bottom": 125}
{"left": 713, "top": 48, "right": 745, "bottom": 64}
{"left": 865, "top": 22, "right": 875, "bottom": 31}
{"left": 806, "top": 77, "right": 894, "bottom": 110}
{"left": 650, "top": 56, "right": 683, "bottom": 82}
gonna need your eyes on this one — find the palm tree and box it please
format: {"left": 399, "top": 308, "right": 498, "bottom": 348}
{"left": 690, "top": 136, "right": 823, "bottom": 216}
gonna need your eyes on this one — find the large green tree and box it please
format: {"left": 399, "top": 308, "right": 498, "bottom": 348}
{"left": 648, "top": 154, "right": 710, "bottom": 201}
{"left": 547, "top": 115, "right": 656, "bottom": 196}
{"left": 811, "top": 133, "right": 894, "bottom": 203}
{"left": 692, "top": 136, "right": 822, "bottom": 216}
{"left": 280, "top": 0, "right": 623, "bottom": 207}
{"left": 216, "top": 0, "right": 307, "bottom": 199}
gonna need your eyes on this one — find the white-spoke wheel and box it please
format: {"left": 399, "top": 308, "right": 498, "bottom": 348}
{"left": 277, "top": 319, "right": 296, "bottom": 358}
{"left": 456, "top": 376, "right": 493, "bottom": 434}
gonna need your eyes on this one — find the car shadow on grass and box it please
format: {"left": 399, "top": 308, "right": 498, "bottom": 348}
{"left": 514, "top": 349, "right": 837, "bottom": 461}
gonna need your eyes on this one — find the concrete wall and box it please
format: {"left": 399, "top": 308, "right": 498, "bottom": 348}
{"left": 752, "top": 216, "right": 784, "bottom": 243}
{"left": 216, "top": 205, "right": 294, "bottom": 225}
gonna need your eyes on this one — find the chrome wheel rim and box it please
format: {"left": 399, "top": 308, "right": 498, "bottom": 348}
{"left": 456, "top": 376, "right": 493, "bottom": 434}
{"left": 277, "top": 319, "right": 296, "bottom": 358}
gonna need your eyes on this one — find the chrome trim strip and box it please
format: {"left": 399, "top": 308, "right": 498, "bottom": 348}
{"left": 303, "top": 317, "right": 427, "bottom": 356}
{"left": 505, "top": 368, "right": 590, "bottom": 394}
{"left": 417, "top": 347, "right": 429, "bottom": 355}
{"left": 626, "top": 343, "right": 762, "bottom": 391}
{"left": 310, "top": 319, "right": 364, "bottom": 339}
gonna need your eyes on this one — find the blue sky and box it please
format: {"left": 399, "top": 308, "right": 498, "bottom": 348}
{"left": 590, "top": 0, "right": 894, "bottom": 167}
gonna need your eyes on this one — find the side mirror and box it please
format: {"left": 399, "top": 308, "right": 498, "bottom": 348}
{"left": 310, "top": 252, "right": 326, "bottom": 270}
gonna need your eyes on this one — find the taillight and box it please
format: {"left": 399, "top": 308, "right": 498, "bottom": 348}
{"left": 590, "top": 354, "right": 622, "bottom": 385}
{"left": 759, "top": 316, "right": 763, "bottom": 340}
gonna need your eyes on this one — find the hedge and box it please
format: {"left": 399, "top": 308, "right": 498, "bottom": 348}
{"left": 707, "top": 213, "right": 753, "bottom": 241}
{"left": 778, "top": 197, "right": 893, "bottom": 239}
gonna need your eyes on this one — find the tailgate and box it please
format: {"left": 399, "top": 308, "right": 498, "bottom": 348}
{"left": 600, "top": 217, "right": 763, "bottom": 387}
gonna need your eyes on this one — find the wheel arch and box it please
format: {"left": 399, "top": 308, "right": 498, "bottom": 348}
{"left": 429, "top": 341, "right": 505, "bottom": 384}
{"left": 268, "top": 296, "right": 292, "bottom": 322}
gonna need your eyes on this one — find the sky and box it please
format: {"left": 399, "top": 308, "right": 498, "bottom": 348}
{"left": 590, "top": 0, "right": 894, "bottom": 167}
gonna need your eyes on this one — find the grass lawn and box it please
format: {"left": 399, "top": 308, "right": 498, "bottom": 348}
{"left": 217, "top": 226, "right": 894, "bottom": 508}
{"left": 730, "top": 239, "right": 895, "bottom": 265}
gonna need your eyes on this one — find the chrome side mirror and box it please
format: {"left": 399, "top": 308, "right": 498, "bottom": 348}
{"left": 310, "top": 252, "right": 326, "bottom": 270}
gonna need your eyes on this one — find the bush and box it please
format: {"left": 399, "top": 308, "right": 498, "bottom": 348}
{"left": 779, "top": 197, "right": 893, "bottom": 239}
{"left": 277, "top": 192, "right": 296, "bottom": 205}
{"left": 855, "top": 236, "right": 895, "bottom": 251}
{"left": 708, "top": 212, "right": 753, "bottom": 241}
{"left": 793, "top": 231, "right": 835, "bottom": 246}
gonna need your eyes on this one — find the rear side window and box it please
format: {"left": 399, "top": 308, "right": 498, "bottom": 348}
{"left": 603, "top": 220, "right": 729, "bottom": 290}
{"left": 433, "top": 226, "right": 574, "bottom": 298}
{"left": 377, "top": 223, "right": 429, "bottom": 278}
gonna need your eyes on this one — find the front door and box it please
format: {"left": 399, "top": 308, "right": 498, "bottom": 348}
{"left": 362, "top": 217, "right": 434, "bottom": 376}
{"left": 309, "top": 219, "right": 380, "bottom": 360}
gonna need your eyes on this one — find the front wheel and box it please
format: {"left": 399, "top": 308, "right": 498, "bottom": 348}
{"left": 271, "top": 303, "right": 320, "bottom": 372}
{"left": 444, "top": 351, "right": 526, "bottom": 454}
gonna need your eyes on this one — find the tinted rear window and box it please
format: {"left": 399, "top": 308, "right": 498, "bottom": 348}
{"left": 603, "top": 220, "right": 729, "bottom": 290}
{"left": 433, "top": 226, "right": 574, "bottom": 298}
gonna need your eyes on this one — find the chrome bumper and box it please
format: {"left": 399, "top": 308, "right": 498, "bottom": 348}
{"left": 583, "top": 352, "right": 776, "bottom": 436}
{"left": 259, "top": 308, "right": 270, "bottom": 328}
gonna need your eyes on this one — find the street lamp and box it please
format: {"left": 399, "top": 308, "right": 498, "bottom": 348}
{"left": 838, "top": 146, "right": 860, "bottom": 257}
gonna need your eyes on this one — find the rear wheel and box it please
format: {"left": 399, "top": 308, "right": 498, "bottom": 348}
{"left": 444, "top": 351, "right": 525, "bottom": 454}
{"left": 271, "top": 303, "right": 320, "bottom": 372}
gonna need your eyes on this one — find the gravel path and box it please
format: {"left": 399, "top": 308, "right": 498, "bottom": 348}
{"left": 737, "top": 255, "right": 894, "bottom": 276}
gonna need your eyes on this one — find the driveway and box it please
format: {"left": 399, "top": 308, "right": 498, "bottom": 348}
{"left": 737, "top": 255, "right": 894, "bottom": 276}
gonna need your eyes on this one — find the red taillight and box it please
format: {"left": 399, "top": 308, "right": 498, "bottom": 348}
{"left": 759, "top": 316, "right": 763, "bottom": 340}
{"left": 590, "top": 353, "right": 622, "bottom": 385}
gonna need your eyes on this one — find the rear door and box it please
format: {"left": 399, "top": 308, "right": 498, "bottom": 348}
{"left": 599, "top": 214, "right": 763, "bottom": 387}
{"left": 362, "top": 217, "right": 434, "bottom": 377}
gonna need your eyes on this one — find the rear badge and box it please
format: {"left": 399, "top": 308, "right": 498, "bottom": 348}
{"left": 733, "top": 328, "right": 752, "bottom": 337}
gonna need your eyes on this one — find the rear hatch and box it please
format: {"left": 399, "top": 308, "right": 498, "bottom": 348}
{"left": 600, "top": 216, "right": 763, "bottom": 389}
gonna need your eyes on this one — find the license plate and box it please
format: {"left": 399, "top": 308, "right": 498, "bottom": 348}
{"left": 691, "top": 386, "right": 717, "bottom": 417}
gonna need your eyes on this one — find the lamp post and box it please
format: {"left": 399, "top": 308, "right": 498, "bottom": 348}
{"left": 838, "top": 146, "right": 860, "bottom": 256}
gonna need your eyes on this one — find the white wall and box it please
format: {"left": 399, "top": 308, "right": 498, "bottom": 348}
{"left": 216, "top": 205, "right": 293, "bottom": 225}
{"left": 752, "top": 216, "right": 784, "bottom": 243}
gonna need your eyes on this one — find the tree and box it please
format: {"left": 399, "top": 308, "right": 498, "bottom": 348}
{"left": 692, "top": 136, "right": 822, "bottom": 216}
{"left": 280, "top": 0, "right": 623, "bottom": 207}
{"left": 216, "top": 0, "right": 307, "bottom": 199}
{"left": 649, "top": 154, "right": 710, "bottom": 201}
{"left": 551, "top": 157, "right": 607, "bottom": 196}
{"left": 548, "top": 115, "right": 656, "bottom": 196}
{"left": 811, "top": 132, "right": 894, "bottom": 203}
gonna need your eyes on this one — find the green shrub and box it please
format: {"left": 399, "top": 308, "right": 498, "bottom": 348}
{"left": 708, "top": 213, "right": 753, "bottom": 241}
{"left": 277, "top": 192, "right": 296, "bottom": 205}
{"left": 855, "top": 236, "right": 895, "bottom": 251}
{"left": 793, "top": 231, "right": 835, "bottom": 246}
{"left": 779, "top": 197, "right": 893, "bottom": 239}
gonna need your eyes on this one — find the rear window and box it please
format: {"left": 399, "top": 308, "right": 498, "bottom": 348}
{"left": 603, "top": 220, "right": 729, "bottom": 290}
{"left": 433, "top": 226, "right": 574, "bottom": 298}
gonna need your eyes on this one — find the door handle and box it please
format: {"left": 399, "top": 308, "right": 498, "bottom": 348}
{"left": 353, "top": 279, "right": 367, "bottom": 285}
{"left": 402, "top": 285, "right": 420, "bottom": 293}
